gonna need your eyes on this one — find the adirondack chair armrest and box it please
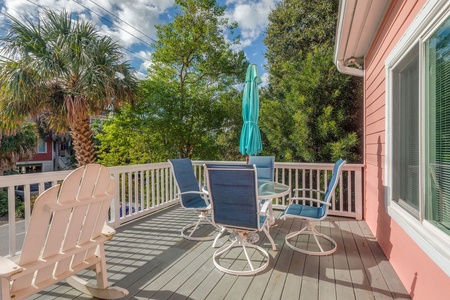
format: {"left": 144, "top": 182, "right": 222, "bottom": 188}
{"left": 102, "top": 224, "right": 116, "bottom": 238}
{"left": 0, "top": 256, "right": 23, "bottom": 277}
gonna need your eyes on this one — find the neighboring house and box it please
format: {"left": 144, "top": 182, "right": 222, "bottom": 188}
{"left": 16, "top": 135, "right": 72, "bottom": 173}
{"left": 335, "top": 0, "right": 450, "bottom": 299}
{"left": 16, "top": 115, "right": 105, "bottom": 174}
{"left": 16, "top": 136, "right": 53, "bottom": 173}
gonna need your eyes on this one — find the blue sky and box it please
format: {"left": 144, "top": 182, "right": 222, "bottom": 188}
{"left": 0, "top": 0, "right": 280, "bottom": 84}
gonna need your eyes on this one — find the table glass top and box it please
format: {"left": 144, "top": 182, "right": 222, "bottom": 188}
{"left": 257, "top": 180, "right": 290, "bottom": 198}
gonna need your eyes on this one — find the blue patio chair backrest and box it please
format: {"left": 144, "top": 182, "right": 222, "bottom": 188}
{"left": 169, "top": 158, "right": 203, "bottom": 208}
{"left": 205, "top": 164, "right": 259, "bottom": 230}
{"left": 319, "top": 158, "right": 346, "bottom": 217}
{"left": 249, "top": 156, "right": 275, "bottom": 181}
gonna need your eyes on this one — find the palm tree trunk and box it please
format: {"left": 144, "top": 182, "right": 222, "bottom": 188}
{"left": 66, "top": 96, "right": 96, "bottom": 166}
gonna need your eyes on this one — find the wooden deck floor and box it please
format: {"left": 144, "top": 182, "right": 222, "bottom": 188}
{"left": 30, "top": 205, "right": 411, "bottom": 300}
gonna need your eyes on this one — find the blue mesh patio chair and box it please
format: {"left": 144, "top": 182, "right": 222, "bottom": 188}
{"left": 205, "top": 164, "right": 276, "bottom": 275}
{"left": 169, "top": 158, "right": 219, "bottom": 241}
{"left": 281, "top": 158, "right": 346, "bottom": 255}
{"left": 249, "top": 156, "right": 276, "bottom": 225}
{"left": 249, "top": 156, "right": 275, "bottom": 181}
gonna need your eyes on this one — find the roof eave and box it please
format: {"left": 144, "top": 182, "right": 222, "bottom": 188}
{"left": 334, "top": 0, "right": 391, "bottom": 77}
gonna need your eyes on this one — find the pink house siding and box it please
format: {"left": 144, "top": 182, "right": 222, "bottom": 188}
{"left": 364, "top": 0, "right": 449, "bottom": 299}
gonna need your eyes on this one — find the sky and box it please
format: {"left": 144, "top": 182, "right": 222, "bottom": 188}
{"left": 0, "top": 0, "right": 281, "bottom": 84}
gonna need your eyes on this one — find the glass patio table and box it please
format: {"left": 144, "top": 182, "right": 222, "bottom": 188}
{"left": 257, "top": 180, "right": 291, "bottom": 200}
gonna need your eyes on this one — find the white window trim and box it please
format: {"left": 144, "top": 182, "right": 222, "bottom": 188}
{"left": 385, "top": 0, "right": 450, "bottom": 277}
{"left": 37, "top": 138, "right": 47, "bottom": 154}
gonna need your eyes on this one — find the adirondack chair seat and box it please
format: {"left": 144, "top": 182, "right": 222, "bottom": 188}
{"left": 0, "top": 164, "right": 128, "bottom": 300}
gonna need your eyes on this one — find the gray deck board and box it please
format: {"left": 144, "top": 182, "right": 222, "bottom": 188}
{"left": 30, "top": 204, "right": 410, "bottom": 300}
{"left": 338, "top": 218, "right": 375, "bottom": 300}
{"left": 318, "top": 220, "right": 337, "bottom": 300}
{"left": 280, "top": 218, "right": 305, "bottom": 300}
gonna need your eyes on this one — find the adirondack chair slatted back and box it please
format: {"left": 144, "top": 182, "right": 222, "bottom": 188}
{"left": 10, "top": 164, "right": 115, "bottom": 294}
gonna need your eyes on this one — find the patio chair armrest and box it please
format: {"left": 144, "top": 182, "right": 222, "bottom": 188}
{"left": 290, "top": 197, "right": 331, "bottom": 206}
{"left": 0, "top": 256, "right": 23, "bottom": 277}
{"left": 260, "top": 200, "right": 272, "bottom": 215}
{"left": 178, "top": 191, "right": 208, "bottom": 197}
{"left": 293, "top": 188, "right": 325, "bottom": 194}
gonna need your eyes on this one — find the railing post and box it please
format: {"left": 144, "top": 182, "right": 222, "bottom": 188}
{"left": 355, "top": 167, "right": 363, "bottom": 220}
{"left": 7, "top": 186, "right": 16, "bottom": 256}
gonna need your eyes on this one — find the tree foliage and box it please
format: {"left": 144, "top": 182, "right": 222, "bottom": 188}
{"left": 139, "top": 0, "right": 248, "bottom": 159}
{"left": 0, "top": 10, "right": 138, "bottom": 166}
{"left": 0, "top": 122, "right": 37, "bottom": 175}
{"left": 95, "top": 104, "right": 173, "bottom": 166}
{"left": 262, "top": 0, "right": 362, "bottom": 162}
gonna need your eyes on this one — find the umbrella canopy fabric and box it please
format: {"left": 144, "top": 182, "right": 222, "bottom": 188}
{"left": 240, "top": 64, "right": 263, "bottom": 156}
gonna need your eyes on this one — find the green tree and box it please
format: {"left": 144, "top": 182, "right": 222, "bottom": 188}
{"left": 262, "top": 0, "right": 362, "bottom": 162}
{"left": 95, "top": 104, "right": 173, "bottom": 166}
{"left": 0, "top": 10, "right": 138, "bottom": 166}
{"left": 0, "top": 122, "right": 37, "bottom": 175}
{"left": 140, "top": 0, "right": 247, "bottom": 159}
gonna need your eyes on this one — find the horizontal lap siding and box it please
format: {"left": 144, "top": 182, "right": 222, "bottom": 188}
{"left": 364, "top": 1, "right": 450, "bottom": 299}
{"left": 364, "top": 0, "right": 422, "bottom": 224}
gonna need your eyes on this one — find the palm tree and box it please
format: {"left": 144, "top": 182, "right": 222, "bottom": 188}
{"left": 0, "top": 10, "right": 138, "bottom": 166}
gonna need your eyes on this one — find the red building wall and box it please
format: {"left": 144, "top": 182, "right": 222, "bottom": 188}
{"left": 30, "top": 137, "right": 52, "bottom": 161}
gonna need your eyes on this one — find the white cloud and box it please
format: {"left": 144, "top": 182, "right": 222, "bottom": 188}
{"left": 225, "top": 0, "right": 280, "bottom": 46}
{"left": 0, "top": 1, "right": 273, "bottom": 77}
{"left": 1, "top": 0, "right": 174, "bottom": 48}
{"left": 137, "top": 50, "right": 153, "bottom": 71}
{"left": 260, "top": 71, "right": 269, "bottom": 88}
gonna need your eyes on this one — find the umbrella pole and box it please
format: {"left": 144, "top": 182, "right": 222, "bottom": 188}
{"left": 246, "top": 155, "right": 249, "bottom": 165}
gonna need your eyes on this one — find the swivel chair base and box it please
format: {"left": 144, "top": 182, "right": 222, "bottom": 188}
{"left": 213, "top": 232, "right": 271, "bottom": 276}
{"left": 285, "top": 220, "right": 337, "bottom": 256}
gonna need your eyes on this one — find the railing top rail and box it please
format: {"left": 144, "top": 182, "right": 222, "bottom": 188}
{"left": 107, "top": 162, "right": 170, "bottom": 173}
{"left": 273, "top": 162, "right": 364, "bottom": 170}
{"left": 0, "top": 170, "right": 73, "bottom": 187}
{"left": 193, "top": 160, "right": 363, "bottom": 170}
{"left": 0, "top": 161, "right": 363, "bottom": 185}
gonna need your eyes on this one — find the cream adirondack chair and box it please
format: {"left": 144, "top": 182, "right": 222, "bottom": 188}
{"left": 0, "top": 164, "right": 128, "bottom": 300}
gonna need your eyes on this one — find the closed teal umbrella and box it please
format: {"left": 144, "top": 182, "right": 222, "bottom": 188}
{"left": 240, "top": 64, "right": 262, "bottom": 159}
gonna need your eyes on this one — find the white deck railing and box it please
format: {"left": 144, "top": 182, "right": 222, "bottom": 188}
{"left": 0, "top": 161, "right": 363, "bottom": 257}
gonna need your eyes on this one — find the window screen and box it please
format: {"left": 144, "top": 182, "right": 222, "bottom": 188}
{"left": 392, "top": 44, "right": 420, "bottom": 217}
{"left": 426, "top": 17, "right": 450, "bottom": 234}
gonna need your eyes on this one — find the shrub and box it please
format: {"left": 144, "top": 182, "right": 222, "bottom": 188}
{"left": 0, "top": 190, "right": 25, "bottom": 218}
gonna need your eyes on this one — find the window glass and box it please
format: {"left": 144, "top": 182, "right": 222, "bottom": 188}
{"left": 37, "top": 138, "right": 46, "bottom": 153}
{"left": 392, "top": 44, "right": 420, "bottom": 217}
{"left": 426, "top": 16, "right": 450, "bottom": 234}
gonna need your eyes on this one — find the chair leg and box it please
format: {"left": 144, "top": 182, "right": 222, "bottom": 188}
{"left": 66, "top": 244, "right": 128, "bottom": 299}
{"left": 285, "top": 220, "right": 337, "bottom": 256}
{"left": 66, "top": 276, "right": 128, "bottom": 299}
{"left": 181, "top": 211, "right": 219, "bottom": 241}
{"left": 262, "top": 224, "right": 277, "bottom": 251}
{"left": 212, "top": 226, "right": 228, "bottom": 248}
{"left": 1, "top": 277, "right": 11, "bottom": 300}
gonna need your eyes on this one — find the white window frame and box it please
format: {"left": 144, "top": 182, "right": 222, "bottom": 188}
{"left": 37, "top": 138, "right": 47, "bottom": 154}
{"left": 385, "top": 0, "right": 450, "bottom": 276}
